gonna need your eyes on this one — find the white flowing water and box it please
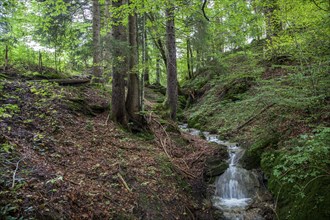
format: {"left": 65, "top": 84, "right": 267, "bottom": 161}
{"left": 179, "top": 124, "right": 263, "bottom": 220}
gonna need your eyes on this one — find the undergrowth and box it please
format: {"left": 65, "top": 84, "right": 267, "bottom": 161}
{"left": 183, "top": 44, "right": 330, "bottom": 219}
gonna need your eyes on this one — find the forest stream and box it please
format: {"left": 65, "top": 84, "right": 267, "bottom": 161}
{"left": 179, "top": 124, "right": 271, "bottom": 220}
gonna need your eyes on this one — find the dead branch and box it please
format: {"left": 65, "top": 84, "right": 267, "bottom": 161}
{"left": 12, "top": 158, "right": 24, "bottom": 188}
{"left": 30, "top": 78, "right": 91, "bottom": 85}
{"left": 202, "top": 0, "right": 210, "bottom": 21}
{"left": 117, "top": 173, "right": 132, "bottom": 193}
{"left": 159, "top": 138, "right": 171, "bottom": 158}
{"left": 105, "top": 112, "right": 110, "bottom": 125}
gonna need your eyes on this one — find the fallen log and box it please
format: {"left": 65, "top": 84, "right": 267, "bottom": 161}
{"left": 48, "top": 78, "right": 90, "bottom": 85}
{"left": 66, "top": 98, "right": 109, "bottom": 116}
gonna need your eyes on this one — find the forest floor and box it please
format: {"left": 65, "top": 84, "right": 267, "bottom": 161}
{"left": 0, "top": 70, "right": 226, "bottom": 219}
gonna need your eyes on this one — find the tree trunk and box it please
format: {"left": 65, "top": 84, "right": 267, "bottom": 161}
{"left": 142, "top": 13, "right": 149, "bottom": 85}
{"left": 187, "top": 39, "right": 192, "bottom": 79}
{"left": 38, "top": 50, "right": 43, "bottom": 71}
{"left": 111, "top": 0, "right": 127, "bottom": 125}
{"left": 104, "top": 0, "right": 113, "bottom": 81}
{"left": 92, "top": 0, "right": 103, "bottom": 83}
{"left": 196, "top": 49, "right": 201, "bottom": 73}
{"left": 189, "top": 41, "right": 194, "bottom": 77}
{"left": 156, "top": 56, "right": 161, "bottom": 85}
{"left": 4, "top": 45, "right": 8, "bottom": 71}
{"left": 140, "top": 12, "right": 146, "bottom": 111}
{"left": 165, "top": 5, "right": 178, "bottom": 120}
{"left": 126, "top": 8, "right": 141, "bottom": 122}
{"left": 54, "top": 46, "right": 57, "bottom": 73}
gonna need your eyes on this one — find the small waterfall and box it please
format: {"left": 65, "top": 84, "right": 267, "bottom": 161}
{"left": 179, "top": 124, "right": 264, "bottom": 220}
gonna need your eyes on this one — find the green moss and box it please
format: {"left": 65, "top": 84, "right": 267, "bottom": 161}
{"left": 241, "top": 133, "right": 279, "bottom": 170}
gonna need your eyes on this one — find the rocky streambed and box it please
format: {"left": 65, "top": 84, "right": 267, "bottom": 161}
{"left": 179, "top": 124, "right": 274, "bottom": 220}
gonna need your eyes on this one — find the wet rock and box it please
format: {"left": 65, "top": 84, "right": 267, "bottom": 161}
{"left": 205, "top": 162, "right": 229, "bottom": 178}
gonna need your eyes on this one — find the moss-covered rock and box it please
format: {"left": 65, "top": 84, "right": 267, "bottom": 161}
{"left": 241, "top": 133, "right": 279, "bottom": 170}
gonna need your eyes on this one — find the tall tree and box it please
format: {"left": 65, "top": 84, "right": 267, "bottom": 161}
{"left": 142, "top": 11, "right": 149, "bottom": 85}
{"left": 103, "top": 0, "right": 113, "bottom": 81}
{"left": 165, "top": 3, "right": 178, "bottom": 120}
{"left": 186, "top": 38, "right": 193, "bottom": 79}
{"left": 111, "top": 0, "right": 127, "bottom": 125}
{"left": 126, "top": 5, "right": 141, "bottom": 122}
{"left": 92, "top": 0, "right": 102, "bottom": 82}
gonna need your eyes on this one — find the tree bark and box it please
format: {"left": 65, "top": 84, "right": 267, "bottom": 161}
{"left": 156, "top": 56, "right": 161, "bottom": 85}
{"left": 54, "top": 45, "right": 57, "bottom": 73}
{"left": 4, "top": 45, "right": 8, "bottom": 71}
{"left": 187, "top": 39, "right": 192, "bottom": 79}
{"left": 189, "top": 41, "right": 194, "bottom": 77}
{"left": 142, "top": 13, "right": 149, "bottom": 85}
{"left": 38, "top": 50, "right": 43, "bottom": 71}
{"left": 92, "top": 0, "right": 103, "bottom": 83}
{"left": 166, "top": 5, "right": 178, "bottom": 120}
{"left": 104, "top": 0, "right": 113, "bottom": 81}
{"left": 126, "top": 8, "right": 141, "bottom": 122}
{"left": 111, "top": 0, "right": 127, "bottom": 125}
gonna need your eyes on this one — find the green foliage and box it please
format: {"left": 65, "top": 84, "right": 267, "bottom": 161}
{"left": 0, "top": 104, "right": 20, "bottom": 119}
{"left": 261, "top": 127, "right": 330, "bottom": 219}
{"left": 0, "top": 142, "right": 15, "bottom": 153}
{"left": 0, "top": 204, "right": 23, "bottom": 220}
{"left": 265, "top": 0, "right": 330, "bottom": 63}
{"left": 270, "top": 127, "right": 330, "bottom": 184}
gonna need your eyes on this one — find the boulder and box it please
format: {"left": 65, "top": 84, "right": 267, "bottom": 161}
{"left": 205, "top": 161, "right": 228, "bottom": 178}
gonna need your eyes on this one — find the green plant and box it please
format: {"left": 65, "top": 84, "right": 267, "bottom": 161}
{"left": 261, "top": 127, "right": 330, "bottom": 219}
{"left": 0, "top": 104, "right": 20, "bottom": 119}
{"left": 272, "top": 127, "right": 330, "bottom": 186}
{"left": 1, "top": 142, "right": 15, "bottom": 153}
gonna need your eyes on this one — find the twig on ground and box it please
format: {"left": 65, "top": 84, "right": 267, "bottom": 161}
{"left": 105, "top": 112, "right": 110, "bottom": 125}
{"left": 12, "top": 158, "right": 24, "bottom": 189}
{"left": 117, "top": 173, "right": 132, "bottom": 193}
{"left": 159, "top": 138, "right": 171, "bottom": 158}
